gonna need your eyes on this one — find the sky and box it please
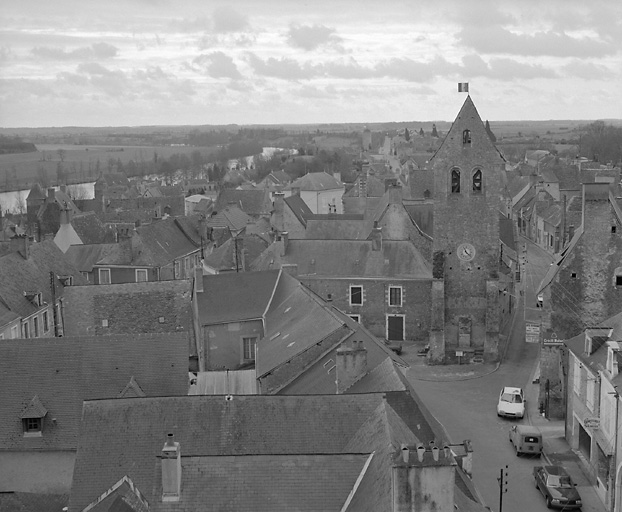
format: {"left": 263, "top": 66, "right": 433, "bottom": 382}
{"left": 0, "top": 0, "right": 621, "bottom": 128}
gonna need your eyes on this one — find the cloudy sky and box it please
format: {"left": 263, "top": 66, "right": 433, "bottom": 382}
{"left": 0, "top": 0, "right": 620, "bottom": 127}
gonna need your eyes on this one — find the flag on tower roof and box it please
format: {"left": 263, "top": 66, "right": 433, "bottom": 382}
{"left": 458, "top": 83, "right": 469, "bottom": 93}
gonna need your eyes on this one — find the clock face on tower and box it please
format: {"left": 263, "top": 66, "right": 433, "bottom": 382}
{"left": 457, "top": 243, "right": 476, "bottom": 261}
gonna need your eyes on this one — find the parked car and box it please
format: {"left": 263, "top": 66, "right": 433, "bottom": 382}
{"left": 533, "top": 465, "right": 582, "bottom": 509}
{"left": 509, "top": 424, "right": 542, "bottom": 456}
{"left": 497, "top": 386, "right": 525, "bottom": 418}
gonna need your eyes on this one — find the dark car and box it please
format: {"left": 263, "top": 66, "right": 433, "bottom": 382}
{"left": 533, "top": 465, "right": 582, "bottom": 509}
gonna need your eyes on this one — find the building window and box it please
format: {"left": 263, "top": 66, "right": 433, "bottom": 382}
{"left": 571, "top": 272, "right": 577, "bottom": 279}
{"left": 23, "top": 321, "right": 29, "bottom": 339}
{"left": 451, "top": 169, "right": 460, "bottom": 193}
{"left": 136, "top": 269, "right": 148, "bottom": 282}
{"left": 99, "top": 268, "right": 111, "bottom": 285}
{"left": 33, "top": 316, "right": 39, "bottom": 337}
{"left": 43, "top": 311, "right": 49, "bottom": 332}
{"left": 349, "top": 314, "right": 361, "bottom": 323}
{"left": 573, "top": 358, "right": 581, "bottom": 396}
{"left": 387, "top": 315, "right": 405, "bottom": 341}
{"left": 472, "top": 169, "right": 482, "bottom": 193}
{"left": 242, "top": 337, "right": 257, "bottom": 360}
{"left": 462, "top": 129, "right": 471, "bottom": 144}
{"left": 11, "top": 325, "right": 18, "bottom": 339}
{"left": 612, "top": 226, "right": 617, "bottom": 234}
{"left": 174, "top": 260, "right": 180, "bottom": 279}
{"left": 81, "top": 271, "right": 90, "bottom": 282}
{"left": 388, "top": 286, "right": 403, "bottom": 307}
{"left": 349, "top": 285, "right": 363, "bottom": 306}
{"left": 617, "top": 275, "right": 622, "bottom": 286}
{"left": 23, "top": 418, "right": 42, "bottom": 436}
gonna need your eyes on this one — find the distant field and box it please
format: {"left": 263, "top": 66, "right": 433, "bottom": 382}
{"left": 0, "top": 144, "right": 217, "bottom": 192}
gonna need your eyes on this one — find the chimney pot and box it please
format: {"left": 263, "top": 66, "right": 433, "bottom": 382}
{"left": 416, "top": 444, "right": 425, "bottom": 462}
{"left": 401, "top": 445, "right": 409, "bottom": 463}
{"left": 432, "top": 446, "right": 439, "bottom": 461}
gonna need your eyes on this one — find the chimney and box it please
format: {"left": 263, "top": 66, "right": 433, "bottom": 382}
{"left": 291, "top": 186, "right": 301, "bottom": 196}
{"left": 568, "top": 224, "right": 575, "bottom": 241}
{"left": 161, "top": 433, "right": 181, "bottom": 502}
{"left": 392, "top": 443, "right": 456, "bottom": 512}
{"left": 384, "top": 178, "right": 398, "bottom": 193}
{"left": 272, "top": 191, "right": 285, "bottom": 233}
{"left": 47, "top": 188, "right": 55, "bottom": 202}
{"left": 388, "top": 184, "right": 402, "bottom": 205}
{"left": 336, "top": 340, "right": 367, "bottom": 393}
{"left": 280, "top": 231, "right": 289, "bottom": 256}
{"left": 59, "top": 184, "right": 67, "bottom": 194}
{"left": 59, "top": 202, "right": 73, "bottom": 226}
{"left": 10, "top": 234, "right": 30, "bottom": 259}
{"left": 194, "top": 266, "right": 203, "bottom": 294}
{"left": 371, "top": 221, "right": 382, "bottom": 251}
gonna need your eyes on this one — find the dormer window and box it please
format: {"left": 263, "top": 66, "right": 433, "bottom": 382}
{"left": 21, "top": 395, "right": 47, "bottom": 437}
{"left": 451, "top": 169, "right": 461, "bottom": 193}
{"left": 462, "top": 130, "right": 471, "bottom": 144}
{"left": 58, "top": 275, "right": 73, "bottom": 286}
{"left": 472, "top": 169, "right": 482, "bottom": 193}
{"left": 24, "top": 291, "right": 43, "bottom": 307}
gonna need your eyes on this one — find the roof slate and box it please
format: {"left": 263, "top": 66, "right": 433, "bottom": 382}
{"left": 290, "top": 171, "right": 343, "bottom": 191}
{"left": 0, "top": 334, "right": 189, "bottom": 453}
{"left": 214, "top": 189, "right": 272, "bottom": 217}
{"left": 197, "top": 270, "right": 281, "bottom": 325}
{"left": 252, "top": 239, "right": 432, "bottom": 278}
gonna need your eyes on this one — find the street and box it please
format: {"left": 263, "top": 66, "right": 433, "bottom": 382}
{"left": 401, "top": 238, "right": 605, "bottom": 512}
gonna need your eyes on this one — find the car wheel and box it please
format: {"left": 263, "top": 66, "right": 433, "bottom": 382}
{"left": 545, "top": 496, "right": 552, "bottom": 508}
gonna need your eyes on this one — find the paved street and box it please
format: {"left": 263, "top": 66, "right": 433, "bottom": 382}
{"left": 399, "top": 238, "right": 607, "bottom": 512}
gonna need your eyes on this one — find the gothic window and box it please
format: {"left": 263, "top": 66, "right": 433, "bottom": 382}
{"left": 472, "top": 169, "right": 482, "bottom": 193}
{"left": 462, "top": 130, "right": 471, "bottom": 144}
{"left": 451, "top": 169, "right": 461, "bottom": 193}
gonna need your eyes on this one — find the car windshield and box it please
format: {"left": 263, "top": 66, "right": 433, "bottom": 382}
{"left": 501, "top": 392, "right": 523, "bottom": 403}
{"left": 547, "top": 475, "right": 573, "bottom": 488}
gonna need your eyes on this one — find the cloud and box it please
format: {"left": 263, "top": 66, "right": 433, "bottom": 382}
{"left": 458, "top": 26, "right": 615, "bottom": 58}
{"left": 193, "top": 52, "right": 242, "bottom": 79}
{"left": 75, "top": 62, "right": 127, "bottom": 96}
{"left": 246, "top": 53, "right": 315, "bottom": 80}
{"left": 461, "top": 54, "right": 558, "bottom": 80}
{"left": 562, "top": 59, "right": 614, "bottom": 80}
{"left": 31, "top": 42, "right": 118, "bottom": 60}
{"left": 212, "top": 6, "right": 248, "bottom": 33}
{"left": 169, "top": 16, "right": 210, "bottom": 32}
{"left": 286, "top": 23, "right": 342, "bottom": 51}
{"left": 375, "top": 56, "right": 457, "bottom": 82}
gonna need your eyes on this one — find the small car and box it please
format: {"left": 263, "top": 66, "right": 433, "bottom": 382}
{"left": 533, "top": 465, "right": 582, "bottom": 509}
{"left": 497, "top": 386, "right": 525, "bottom": 418}
{"left": 509, "top": 424, "right": 542, "bottom": 456}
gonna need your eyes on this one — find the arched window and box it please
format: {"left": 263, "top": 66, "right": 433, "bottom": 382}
{"left": 472, "top": 169, "right": 482, "bottom": 193}
{"left": 463, "top": 129, "right": 471, "bottom": 144}
{"left": 451, "top": 169, "right": 460, "bottom": 193}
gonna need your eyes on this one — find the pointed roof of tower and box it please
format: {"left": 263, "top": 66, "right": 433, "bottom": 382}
{"left": 429, "top": 95, "right": 506, "bottom": 164}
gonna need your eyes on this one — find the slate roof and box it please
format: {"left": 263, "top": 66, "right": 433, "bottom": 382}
{"left": 153, "top": 454, "right": 369, "bottom": 512}
{"left": 197, "top": 269, "right": 281, "bottom": 325}
{"left": 62, "top": 280, "right": 193, "bottom": 340}
{"left": 290, "top": 171, "right": 343, "bottom": 191}
{"left": 0, "top": 334, "right": 189, "bottom": 453}
{"left": 214, "top": 189, "right": 272, "bottom": 217}
{"left": 69, "top": 392, "right": 463, "bottom": 512}
{"left": 283, "top": 194, "right": 312, "bottom": 226}
{"left": 203, "top": 233, "right": 269, "bottom": 272}
{"left": 499, "top": 215, "right": 516, "bottom": 251}
{"left": 96, "top": 218, "right": 200, "bottom": 267}
{"left": 303, "top": 217, "right": 372, "bottom": 239}
{"left": 0, "top": 239, "right": 87, "bottom": 319}
{"left": 64, "top": 243, "right": 119, "bottom": 272}
{"left": 70, "top": 212, "right": 117, "bottom": 244}
{"left": 0, "top": 492, "right": 69, "bottom": 512}
{"left": 252, "top": 239, "right": 432, "bottom": 278}
{"left": 205, "top": 205, "right": 251, "bottom": 231}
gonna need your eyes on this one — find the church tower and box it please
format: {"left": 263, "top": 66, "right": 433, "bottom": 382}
{"left": 428, "top": 95, "right": 507, "bottom": 364}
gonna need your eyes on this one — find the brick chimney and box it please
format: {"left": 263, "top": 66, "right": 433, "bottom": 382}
{"left": 10, "top": 234, "right": 30, "bottom": 259}
{"left": 272, "top": 191, "right": 285, "bottom": 233}
{"left": 280, "top": 231, "right": 289, "bottom": 256}
{"left": 392, "top": 442, "right": 456, "bottom": 512}
{"left": 161, "top": 433, "right": 181, "bottom": 502}
{"left": 388, "top": 184, "right": 402, "bottom": 205}
{"left": 336, "top": 340, "right": 367, "bottom": 393}
{"left": 59, "top": 202, "right": 73, "bottom": 226}
{"left": 371, "top": 221, "right": 382, "bottom": 251}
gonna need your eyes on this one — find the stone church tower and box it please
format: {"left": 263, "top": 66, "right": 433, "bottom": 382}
{"left": 428, "top": 96, "right": 507, "bottom": 364}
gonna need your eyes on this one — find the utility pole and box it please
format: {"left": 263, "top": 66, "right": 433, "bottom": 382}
{"left": 497, "top": 465, "right": 508, "bottom": 512}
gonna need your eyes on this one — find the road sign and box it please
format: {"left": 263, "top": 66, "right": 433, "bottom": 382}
{"left": 526, "top": 323, "right": 540, "bottom": 343}
{"left": 584, "top": 417, "right": 600, "bottom": 429}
